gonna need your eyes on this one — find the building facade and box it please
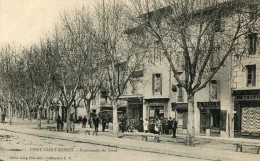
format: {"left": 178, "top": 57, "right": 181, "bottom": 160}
{"left": 83, "top": 1, "right": 260, "bottom": 139}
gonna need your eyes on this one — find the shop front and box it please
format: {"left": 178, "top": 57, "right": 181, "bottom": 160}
{"left": 144, "top": 97, "right": 169, "bottom": 132}
{"left": 171, "top": 103, "right": 188, "bottom": 134}
{"left": 198, "top": 102, "right": 222, "bottom": 136}
{"left": 118, "top": 95, "right": 143, "bottom": 124}
{"left": 233, "top": 89, "right": 260, "bottom": 138}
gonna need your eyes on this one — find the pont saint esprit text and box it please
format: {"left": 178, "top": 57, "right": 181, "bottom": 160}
{"left": 30, "top": 148, "right": 74, "bottom": 152}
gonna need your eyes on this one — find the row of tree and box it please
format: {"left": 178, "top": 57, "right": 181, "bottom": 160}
{"left": 0, "top": 0, "right": 146, "bottom": 134}
{"left": 0, "top": 0, "right": 259, "bottom": 146}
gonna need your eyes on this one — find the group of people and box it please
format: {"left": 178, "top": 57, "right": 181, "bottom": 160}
{"left": 79, "top": 114, "right": 107, "bottom": 132}
{"left": 142, "top": 117, "right": 178, "bottom": 138}
{"left": 56, "top": 114, "right": 107, "bottom": 133}
{"left": 118, "top": 115, "right": 178, "bottom": 138}
{"left": 56, "top": 113, "right": 177, "bottom": 138}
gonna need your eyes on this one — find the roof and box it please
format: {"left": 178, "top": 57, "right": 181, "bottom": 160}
{"left": 125, "top": 0, "right": 247, "bottom": 35}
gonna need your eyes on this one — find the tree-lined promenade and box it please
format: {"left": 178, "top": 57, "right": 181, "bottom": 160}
{"left": 0, "top": 0, "right": 259, "bottom": 146}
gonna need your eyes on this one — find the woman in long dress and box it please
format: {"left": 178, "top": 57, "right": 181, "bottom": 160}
{"left": 143, "top": 118, "right": 149, "bottom": 133}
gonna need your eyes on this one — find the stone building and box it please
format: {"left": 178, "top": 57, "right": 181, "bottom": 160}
{"left": 87, "top": 0, "right": 260, "bottom": 138}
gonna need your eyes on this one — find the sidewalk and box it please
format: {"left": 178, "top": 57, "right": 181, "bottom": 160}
{"left": 1, "top": 121, "right": 260, "bottom": 161}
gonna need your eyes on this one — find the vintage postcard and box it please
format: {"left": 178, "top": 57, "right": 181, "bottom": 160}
{"left": 0, "top": 0, "right": 260, "bottom": 161}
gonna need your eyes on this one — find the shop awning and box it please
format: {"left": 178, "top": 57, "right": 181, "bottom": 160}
{"left": 118, "top": 95, "right": 143, "bottom": 101}
{"left": 232, "top": 89, "right": 260, "bottom": 101}
{"left": 144, "top": 96, "right": 169, "bottom": 100}
{"left": 144, "top": 96, "right": 169, "bottom": 103}
{"left": 197, "top": 102, "right": 220, "bottom": 109}
{"left": 232, "top": 88, "right": 260, "bottom": 95}
{"left": 100, "top": 102, "right": 127, "bottom": 109}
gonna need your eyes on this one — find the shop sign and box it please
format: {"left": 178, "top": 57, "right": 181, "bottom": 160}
{"left": 235, "top": 95, "right": 260, "bottom": 100}
{"left": 171, "top": 103, "right": 188, "bottom": 110}
{"left": 197, "top": 102, "right": 220, "bottom": 109}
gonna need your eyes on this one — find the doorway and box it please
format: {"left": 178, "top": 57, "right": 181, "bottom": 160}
{"left": 200, "top": 110, "right": 208, "bottom": 134}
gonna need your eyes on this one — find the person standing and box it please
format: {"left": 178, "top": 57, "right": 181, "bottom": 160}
{"left": 156, "top": 118, "right": 162, "bottom": 135}
{"left": 93, "top": 116, "right": 100, "bottom": 132}
{"left": 143, "top": 118, "right": 149, "bottom": 133}
{"left": 172, "top": 118, "right": 178, "bottom": 138}
{"left": 162, "top": 117, "right": 166, "bottom": 135}
{"left": 82, "top": 116, "right": 87, "bottom": 128}
{"left": 57, "top": 116, "right": 61, "bottom": 130}
{"left": 1, "top": 113, "right": 6, "bottom": 123}
{"left": 167, "top": 117, "right": 173, "bottom": 135}
{"left": 138, "top": 118, "right": 144, "bottom": 132}
{"left": 71, "top": 119, "right": 75, "bottom": 132}
{"left": 101, "top": 116, "right": 107, "bottom": 132}
{"left": 88, "top": 116, "right": 92, "bottom": 128}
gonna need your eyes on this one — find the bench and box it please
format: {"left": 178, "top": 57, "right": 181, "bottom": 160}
{"left": 234, "top": 143, "right": 260, "bottom": 154}
{"left": 47, "top": 126, "right": 57, "bottom": 131}
{"left": 85, "top": 129, "right": 98, "bottom": 136}
{"left": 124, "top": 132, "right": 160, "bottom": 143}
{"left": 141, "top": 133, "right": 160, "bottom": 143}
{"left": 240, "top": 132, "right": 260, "bottom": 138}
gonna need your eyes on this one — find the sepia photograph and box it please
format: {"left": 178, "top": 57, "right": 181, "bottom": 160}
{"left": 0, "top": 0, "right": 260, "bottom": 161}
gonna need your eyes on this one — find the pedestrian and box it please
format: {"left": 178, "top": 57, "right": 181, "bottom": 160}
{"left": 78, "top": 116, "right": 82, "bottom": 124}
{"left": 162, "top": 117, "right": 166, "bottom": 135}
{"left": 60, "top": 119, "right": 64, "bottom": 131}
{"left": 93, "top": 116, "right": 100, "bottom": 132}
{"left": 167, "top": 117, "right": 173, "bottom": 135}
{"left": 88, "top": 116, "right": 92, "bottom": 128}
{"left": 57, "top": 116, "right": 61, "bottom": 130}
{"left": 155, "top": 118, "right": 162, "bottom": 135}
{"left": 2, "top": 113, "right": 6, "bottom": 123}
{"left": 102, "top": 116, "right": 107, "bottom": 132}
{"left": 138, "top": 118, "right": 144, "bottom": 132}
{"left": 71, "top": 119, "right": 75, "bottom": 132}
{"left": 82, "top": 116, "right": 87, "bottom": 128}
{"left": 172, "top": 118, "right": 178, "bottom": 138}
{"left": 143, "top": 118, "right": 149, "bottom": 133}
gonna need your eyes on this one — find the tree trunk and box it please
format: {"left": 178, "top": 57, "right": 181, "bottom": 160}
{"left": 46, "top": 106, "right": 50, "bottom": 124}
{"left": 66, "top": 106, "right": 71, "bottom": 133}
{"left": 74, "top": 106, "right": 77, "bottom": 121}
{"left": 55, "top": 106, "right": 59, "bottom": 122}
{"left": 16, "top": 104, "right": 19, "bottom": 119}
{"left": 25, "top": 103, "right": 31, "bottom": 120}
{"left": 112, "top": 100, "right": 119, "bottom": 135}
{"left": 0, "top": 107, "right": 2, "bottom": 123}
{"left": 84, "top": 99, "right": 91, "bottom": 118}
{"left": 8, "top": 99, "right": 12, "bottom": 125}
{"left": 186, "top": 93, "right": 195, "bottom": 146}
{"left": 37, "top": 107, "right": 41, "bottom": 129}
{"left": 22, "top": 108, "right": 25, "bottom": 120}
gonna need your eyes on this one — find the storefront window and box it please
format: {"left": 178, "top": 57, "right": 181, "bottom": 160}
{"left": 149, "top": 106, "right": 164, "bottom": 119}
{"left": 177, "top": 110, "right": 188, "bottom": 129}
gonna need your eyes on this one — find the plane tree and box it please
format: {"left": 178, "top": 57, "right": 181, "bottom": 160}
{"left": 129, "top": 0, "right": 259, "bottom": 146}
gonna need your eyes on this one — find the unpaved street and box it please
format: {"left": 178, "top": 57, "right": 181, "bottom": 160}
{"left": 0, "top": 130, "right": 208, "bottom": 161}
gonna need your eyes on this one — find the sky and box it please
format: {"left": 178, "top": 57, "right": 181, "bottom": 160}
{"left": 0, "top": 0, "right": 103, "bottom": 46}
